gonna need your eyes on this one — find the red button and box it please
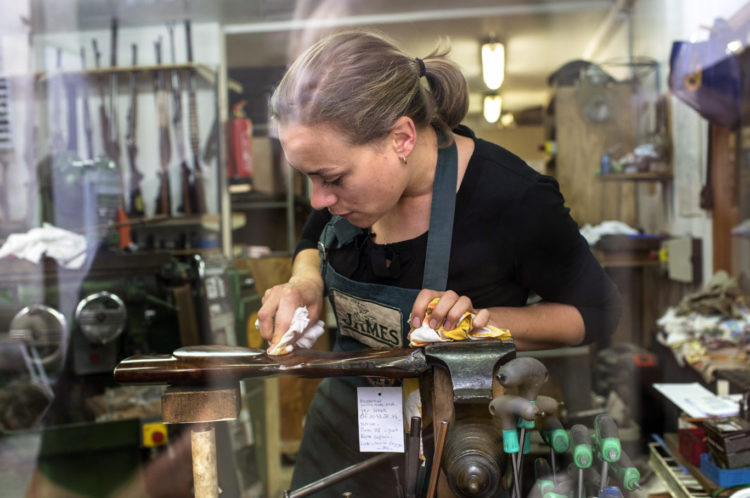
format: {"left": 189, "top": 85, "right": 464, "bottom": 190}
{"left": 151, "top": 431, "right": 165, "bottom": 444}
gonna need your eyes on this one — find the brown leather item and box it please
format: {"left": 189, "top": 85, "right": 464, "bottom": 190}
{"left": 113, "top": 345, "right": 430, "bottom": 386}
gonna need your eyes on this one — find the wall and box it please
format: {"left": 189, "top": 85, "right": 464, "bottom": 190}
{"left": 476, "top": 125, "right": 546, "bottom": 169}
{"left": 3, "top": 14, "right": 222, "bottom": 225}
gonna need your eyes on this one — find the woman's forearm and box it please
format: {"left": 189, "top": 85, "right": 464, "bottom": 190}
{"left": 291, "top": 248, "right": 324, "bottom": 287}
{"left": 487, "top": 302, "right": 585, "bottom": 350}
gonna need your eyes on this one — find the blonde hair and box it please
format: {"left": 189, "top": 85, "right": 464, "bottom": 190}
{"left": 270, "top": 30, "right": 469, "bottom": 145}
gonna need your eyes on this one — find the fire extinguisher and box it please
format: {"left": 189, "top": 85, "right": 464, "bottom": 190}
{"left": 228, "top": 100, "right": 253, "bottom": 179}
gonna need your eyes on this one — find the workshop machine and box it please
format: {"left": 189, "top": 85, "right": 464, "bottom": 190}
{"left": 0, "top": 250, "right": 250, "bottom": 496}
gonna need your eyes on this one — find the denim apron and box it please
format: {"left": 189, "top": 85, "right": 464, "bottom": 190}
{"left": 290, "top": 141, "right": 458, "bottom": 496}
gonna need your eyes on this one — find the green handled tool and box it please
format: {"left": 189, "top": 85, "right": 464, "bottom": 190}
{"left": 489, "top": 394, "right": 539, "bottom": 498}
{"left": 608, "top": 448, "right": 640, "bottom": 491}
{"left": 537, "top": 395, "right": 569, "bottom": 484}
{"left": 570, "top": 424, "right": 592, "bottom": 498}
{"left": 593, "top": 414, "right": 621, "bottom": 492}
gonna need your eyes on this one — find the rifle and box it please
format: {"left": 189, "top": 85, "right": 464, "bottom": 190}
{"left": 126, "top": 44, "right": 144, "bottom": 217}
{"left": 154, "top": 37, "right": 172, "bottom": 215}
{"left": 168, "top": 22, "right": 192, "bottom": 214}
{"left": 79, "top": 47, "right": 94, "bottom": 159}
{"left": 108, "top": 17, "right": 120, "bottom": 162}
{"left": 91, "top": 39, "right": 109, "bottom": 157}
{"left": 38, "top": 49, "right": 69, "bottom": 225}
{"left": 185, "top": 19, "right": 207, "bottom": 214}
{"left": 64, "top": 67, "right": 78, "bottom": 155}
{"left": 50, "top": 49, "right": 66, "bottom": 156}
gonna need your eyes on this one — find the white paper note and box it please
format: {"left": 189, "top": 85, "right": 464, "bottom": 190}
{"left": 357, "top": 386, "right": 404, "bottom": 453}
{"left": 653, "top": 382, "right": 739, "bottom": 418}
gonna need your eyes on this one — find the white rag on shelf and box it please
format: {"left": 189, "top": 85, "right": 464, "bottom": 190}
{"left": 579, "top": 220, "right": 639, "bottom": 246}
{"left": 259, "top": 306, "right": 326, "bottom": 356}
{"left": 0, "top": 223, "right": 87, "bottom": 270}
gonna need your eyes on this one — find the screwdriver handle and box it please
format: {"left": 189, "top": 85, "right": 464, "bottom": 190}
{"left": 609, "top": 449, "right": 640, "bottom": 491}
{"left": 540, "top": 415, "right": 570, "bottom": 453}
{"left": 536, "top": 395, "right": 561, "bottom": 417}
{"left": 570, "top": 424, "right": 593, "bottom": 469}
{"left": 534, "top": 458, "right": 555, "bottom": 495}
{"left": 489, "top": 394, "right": 539, "bottom": 453}
{"left": 496, "top": 357, "right": 549, "bottom": 400}
{"left": 594, "top": 414, "right": 621, "bottom": 463}
{"left": 518, "top": 399, "right": 537, "bottom": 429}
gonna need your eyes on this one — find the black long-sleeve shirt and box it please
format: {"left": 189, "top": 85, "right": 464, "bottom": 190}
{"left": 296, "top": 126, "right": 621, "bottom": 345}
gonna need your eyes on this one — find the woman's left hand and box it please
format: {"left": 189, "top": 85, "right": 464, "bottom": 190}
{"left": 410, "top": 289, "right": 490, "bottom": 331}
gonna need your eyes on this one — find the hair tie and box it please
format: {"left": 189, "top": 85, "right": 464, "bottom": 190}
{"left": 415, "top": 57, "right": 426, "bottom": 78}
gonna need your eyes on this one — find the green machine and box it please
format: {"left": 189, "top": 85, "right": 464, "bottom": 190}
{"left": 0, "top": 251, "right": 200, "bottom": 496}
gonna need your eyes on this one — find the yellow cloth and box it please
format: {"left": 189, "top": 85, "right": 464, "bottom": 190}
{"left": 408, "top": 298, "right": 511, "bottom": 347}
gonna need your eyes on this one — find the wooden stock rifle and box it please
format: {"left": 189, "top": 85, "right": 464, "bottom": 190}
{"left": 154, "top": 37, "right": 172, "bottom": 216}
{"left": 79, "top": 47, "right": 94, "bottom": 160}
{"left": 185, "top": 19, "right": 207, "bottom": 214}
{"left": 125, "top": 43, "right": 144, "bottom": 217}
{"left": 168, "top": 22, "right": 192, "bottom": 215}
{"left": 91, "top": 39, "right": 110, "bottom": 159}
{"left": 108, "top": 18, "right": 120, "bottom": 162}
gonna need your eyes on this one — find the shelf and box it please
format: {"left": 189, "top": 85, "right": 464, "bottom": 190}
{"left": 232, "top": 201, "right": 287, "bottom": 210}
{"left": 598, "top": 172, "right": 673, "bottom": 182}
{"left": 11, "top": 62, "right": 242, "bottom": 93}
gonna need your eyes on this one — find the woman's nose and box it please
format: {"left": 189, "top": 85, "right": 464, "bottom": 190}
{"left": 309, "top": 185, "right": 337, "bottom": 210}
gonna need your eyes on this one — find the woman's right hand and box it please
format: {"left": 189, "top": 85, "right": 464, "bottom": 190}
{"left": 257, "top": 250, "right": 324, "bottom": 349}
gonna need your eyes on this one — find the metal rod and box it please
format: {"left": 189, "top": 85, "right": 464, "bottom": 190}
{"left": 517, "top": 427, "right": 527, "bottom": 498}
{"left": 404, "top": 416, "right": 421, "bottom": 498}
{"left": 600, "top": 461, "right": 609, "bottom": 493}
{"left": 285, "top": 452, "right": 392, "bottom": 498}
{"left": 426, "top": 420, "right": 449, "bottom": 498}
{"left": 392, "top": 466, "right": 405, "bottom": 498}
{"left": 550, "top": 447, "right": 557, "bottom": 485}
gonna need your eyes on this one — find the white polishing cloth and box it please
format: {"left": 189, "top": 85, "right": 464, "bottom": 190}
{"left": 408, "top": 324, "right": 444, "bottom": 344}
{"left": 264, "top": 306, "right": 325, "bottom": 355}
{"left": 0, "top": 223, "right": 87, "bottom": 269}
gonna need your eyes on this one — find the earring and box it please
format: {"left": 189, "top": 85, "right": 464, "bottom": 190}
{"left": 401, "top": 155, "right": 408, "bottom": 165}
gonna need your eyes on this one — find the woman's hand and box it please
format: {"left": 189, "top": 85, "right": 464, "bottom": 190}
{"left": 257, "top": 249, "right": 324, "bottom": 349}
{"left": 410, "top": 289, "right": 490, "bottom": 332}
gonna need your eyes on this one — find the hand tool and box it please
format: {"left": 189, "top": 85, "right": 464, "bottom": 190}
{"left": 537, "top": 462, "right": 576, "bottom": 498}
{"left": 495, "top": 356, "right": 549, "bottom": 400}
{"left": 597, "top": 486, "right": 624, "bottom": 497}
{"left": 285, "top": 451, "right": 394, "bottom": 498}
{"left": 602, "top": 447, "right": 640, "bottom": 491}
{"left": 536, "top": 395, "right": 569, "bottom": 484}
{"left": 488, "top": 395, "right": 539, "bottom": 498}
{"left": 570, "top": 424, "right": 593, "bottom": 498}
{"left": 404, "top": 416, "right": 421, "bottom": 498}
{"left": 593, "top": 414, "right": 621, "bottom": 492}
{"left": 534, "top": 457, "right": 555, "bottom": 496}
{"left": 392, "top": 466, "right": 405, "bottom": 498}
{"left": 496, "top": 357, "right": 549, "bottom": 498}
{"left": 426, "top": 420, "right": 449, "bottom": 498}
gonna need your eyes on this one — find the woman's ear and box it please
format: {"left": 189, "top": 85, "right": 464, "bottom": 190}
{"left": 391, "top": 116, "right": 417, "bottom": 159}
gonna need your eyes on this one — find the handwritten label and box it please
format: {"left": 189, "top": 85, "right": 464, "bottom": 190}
{"left": 357, "top": 387, "right": 404, "bottom": 453}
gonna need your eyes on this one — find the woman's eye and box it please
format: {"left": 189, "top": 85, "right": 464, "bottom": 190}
{"left": 322, "top": 177, "right": 342, "bottom": 186}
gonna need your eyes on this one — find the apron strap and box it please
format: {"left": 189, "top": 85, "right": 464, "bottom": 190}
{"left": 422, "top": 140, "right": 458, "bottom": 291}
{"left": 318, "top": 215, "right": 363, "bottom": 263}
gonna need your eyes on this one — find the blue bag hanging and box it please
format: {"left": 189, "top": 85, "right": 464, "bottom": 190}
{"left": 668, "top": 22, "right": 742, "bottom": 128}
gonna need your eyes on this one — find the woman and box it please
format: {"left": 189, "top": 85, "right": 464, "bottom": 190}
{"left": 259, "top": 29, "right": 621, "bottom": 496}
